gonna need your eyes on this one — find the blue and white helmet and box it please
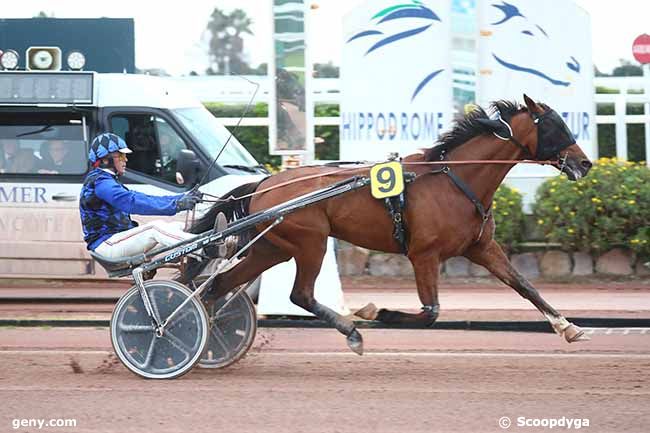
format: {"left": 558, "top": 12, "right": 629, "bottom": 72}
{"left": 88, "top": 132, "right": 132, "bottom": 164}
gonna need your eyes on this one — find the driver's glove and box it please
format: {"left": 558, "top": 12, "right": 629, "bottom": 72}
{"left": 176, "top": 189, "right": 203, "bottom": 212}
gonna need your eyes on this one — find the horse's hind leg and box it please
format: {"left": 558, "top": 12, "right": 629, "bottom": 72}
{"left": 465, "top": 240, "right": 589, "bottom": 342}
{"left": 288, "top": 236, "right": 364, "bottom": 355}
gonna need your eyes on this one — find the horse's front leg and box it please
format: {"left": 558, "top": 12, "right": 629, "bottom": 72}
{"left": 465, "top": 240, "right": 589, "bottom": 342}
{"left": 355, "top": 251, "right": 441, "bottom": 327}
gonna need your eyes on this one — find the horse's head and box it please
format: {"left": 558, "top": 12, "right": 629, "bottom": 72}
{"left": 520, "top": 94, "right": 592, "bottom": 181}
{"left": 489, "top": 1, "right": 580, "bottom": 88}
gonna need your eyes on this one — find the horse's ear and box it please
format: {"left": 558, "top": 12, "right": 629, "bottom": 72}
{"left": 523, "top": 94, "right": 543, "bottom": 114}
{"left": 476, "top": 118, "right": 512, "bottom": 138}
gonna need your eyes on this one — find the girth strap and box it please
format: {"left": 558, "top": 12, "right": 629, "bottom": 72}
{"left": 385, "top": 193, "right": 409, "bottom": 255}
{"left": 382, "top": 171, "right": 416, "bottom": 255}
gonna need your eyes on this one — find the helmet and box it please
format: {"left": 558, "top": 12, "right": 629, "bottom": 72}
{"left": 88, "top": 133, "right": 132, "bottom": 164}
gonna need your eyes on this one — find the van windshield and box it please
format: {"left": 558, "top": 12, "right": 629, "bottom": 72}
{"left": 173, "top": 107, "right": 258, "bottom": 168}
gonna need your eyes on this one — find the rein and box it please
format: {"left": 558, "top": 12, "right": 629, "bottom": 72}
{"left": 201, "top": 158, "right": 557, "bottom": 203}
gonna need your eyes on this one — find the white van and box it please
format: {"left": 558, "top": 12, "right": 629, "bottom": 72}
{"left": 0, "top": 71, "right": 266, "bottom": 278}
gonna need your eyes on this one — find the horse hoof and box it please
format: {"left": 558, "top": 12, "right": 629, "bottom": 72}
{"left": 346, "top": 329, "right": 364, "bottom": 355}
{"left": 564, "top": 324, "right": 590, "bottom": 343}
{"left": 354, "top": 303, "right": 378, "bottom": 321}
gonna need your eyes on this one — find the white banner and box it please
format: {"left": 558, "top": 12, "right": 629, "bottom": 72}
{"left": 340, "top": 0, "right": 453, "bottom": 161}
{"left": 477, "top": 0, "right": 595, "bottom": 166}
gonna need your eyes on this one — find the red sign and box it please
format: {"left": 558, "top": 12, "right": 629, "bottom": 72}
{"left": 632, "top": 34, "right": 650, "bottom": 64}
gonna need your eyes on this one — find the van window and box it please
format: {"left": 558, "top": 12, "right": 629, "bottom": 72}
{"left": 0, "top": 113, "right": 87, "bottom": 175}
{"left": 110, "top": 114, "right": 188, "bottom": 184}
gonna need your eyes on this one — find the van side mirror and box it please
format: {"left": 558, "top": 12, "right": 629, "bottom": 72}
{"left": 175, "top": 149, "right": 200, "bottom": 186}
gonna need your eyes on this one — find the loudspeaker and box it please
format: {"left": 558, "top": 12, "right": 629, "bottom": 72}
{"left": 26, "top": 46, "right": 62, "bottom": 71}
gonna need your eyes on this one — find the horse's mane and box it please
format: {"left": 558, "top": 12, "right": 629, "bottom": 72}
{"left": 423, "top": 100, "right": 527, "bottom": 161}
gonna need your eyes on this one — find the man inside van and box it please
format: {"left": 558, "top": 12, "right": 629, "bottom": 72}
{"left": 37, "top": 140, "right": 70, "bottom": 174}
{"left": 79, "top": 132, "right": 203, "bottom": 259}
{"left": 0, "top": 139, "right": 37, "bottom": 173}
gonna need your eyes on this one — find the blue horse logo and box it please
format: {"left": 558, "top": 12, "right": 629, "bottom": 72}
{"left": 346, "top": 0, "right": 444, "bottom": 101}
{"left": 489, "top": 1, "right": 580, "bottom": 87}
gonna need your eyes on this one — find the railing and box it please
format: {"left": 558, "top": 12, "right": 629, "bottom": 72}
{"left": 594, "top": 76, "right": 650, "bottom": 165}
{"left": 174, "top": 75, "right": 650, "bottom": 165}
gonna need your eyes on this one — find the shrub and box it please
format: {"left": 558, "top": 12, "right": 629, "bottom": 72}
{"left": 492, "top": 184, "right": 526, "bottom": 252}
{"left": 533, "top": 158, "right": 650, "bottom": 258}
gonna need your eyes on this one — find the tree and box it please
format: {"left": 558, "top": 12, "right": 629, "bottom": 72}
{"left": 593, "top": 65, "right": 608, "bottom": 77}
{"left": 206, "top": 8, "right": 253, "bottom": 75}
{"left": 612, "top": 59, "right": 642, "bottom": 77}
{"left": 314, "top": 62, "right": 339, "bottom": 78}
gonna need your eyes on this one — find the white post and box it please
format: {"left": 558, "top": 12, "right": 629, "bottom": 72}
{"left": 615, "top": 94, "right": 628, "bottom": 161}
{"left": 644, "top": 63, "right": 650, "bottom": 167}
{"left": 304, "top": 2, "right": 315, "bottom": 164}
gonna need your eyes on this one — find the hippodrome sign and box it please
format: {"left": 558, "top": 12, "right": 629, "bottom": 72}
{"left": 340, "top": 0, "right": 453, "bottom": 161}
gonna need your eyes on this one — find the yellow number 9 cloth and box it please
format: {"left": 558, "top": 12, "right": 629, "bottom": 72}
{"left": 370, "top": 161, "right": 404, "bottom": 199}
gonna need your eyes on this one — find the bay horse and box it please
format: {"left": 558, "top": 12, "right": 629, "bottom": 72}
{"left": 182, "top": 95, "right": 593, "bottom": 355}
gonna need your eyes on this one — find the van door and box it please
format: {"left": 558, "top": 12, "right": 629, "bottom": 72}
{"left": 0, "top": 110, "right": 91, "bottom": 277}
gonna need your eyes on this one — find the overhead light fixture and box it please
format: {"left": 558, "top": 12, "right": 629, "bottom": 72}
{"left": 0, "top": 50, "right": 20, "bottom": 70}
{"left": 66, "top": 51, "right": 86, "bottom": 70}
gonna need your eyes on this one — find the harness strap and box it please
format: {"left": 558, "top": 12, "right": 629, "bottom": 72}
{"left": 444, "top": 169, "right": 491, "bottom": 243}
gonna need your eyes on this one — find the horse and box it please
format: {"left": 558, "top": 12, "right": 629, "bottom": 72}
{"left": 181, "top": 94, "right": 593, "bottom": 355}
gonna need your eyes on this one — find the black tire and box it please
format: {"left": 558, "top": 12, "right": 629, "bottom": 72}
{"left": 110, "top": 280, "right": 208, "bottom": 379}
{"left": 193, "top": 275, "right": 257, "bottom": 369}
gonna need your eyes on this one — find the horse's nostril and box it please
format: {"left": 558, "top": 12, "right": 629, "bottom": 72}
{"left": 581, "top": 160, "right": 592, "bottom": 170}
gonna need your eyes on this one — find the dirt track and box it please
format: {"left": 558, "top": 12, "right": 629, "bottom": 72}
{"left": 1, "top": 327, "right": 649, "bottom": 433}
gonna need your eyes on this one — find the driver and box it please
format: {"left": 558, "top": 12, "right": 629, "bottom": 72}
{"left": 79, "top": 132, "right": 202, "bottom": 259}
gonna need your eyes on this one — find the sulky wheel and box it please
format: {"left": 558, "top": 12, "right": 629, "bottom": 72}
{"left": 194, "top": 275, "right": 257, "bottom": 369}
{"left": 110, "top": 280, "right": 208, "bottom": 379}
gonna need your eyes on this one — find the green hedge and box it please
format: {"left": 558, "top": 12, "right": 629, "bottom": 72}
{"left": 204, "top": 103, "right": 340, "bottom": 168}
{"left": 204, "top": 102, "right": 280, "bottom": 167}
{"left": 492, "top": 185, "right": 526, "bottom": 252}
{"left": 533, "top": 158, "right": 650, "bottom": 258}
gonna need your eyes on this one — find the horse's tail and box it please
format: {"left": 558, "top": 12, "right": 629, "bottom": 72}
{"left": 188, "top": 180, "right": 261, "bottom": 234}
{"left": 179, "top": 180, "right": 263, "bottom": 283}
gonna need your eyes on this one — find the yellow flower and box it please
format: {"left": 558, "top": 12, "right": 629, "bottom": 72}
{"left": 570, "top": 211, "right": 576, "bottom": 217}
{"left": 568, "top": 228, "right": 575, "bottom": 234}
{"left": 631, "top": 239, "right": 640, "bottom": 244}
{"left": 511, "top": 187, "right": 519, "bottom": 193}
{"left": 501, "top": 211, "right": 509, "bottom": 216}
{"left": 554, "top": 206, "right": 560, "bottom": 212}
{"left": 537, "top": 219, "right": 544, "bottom": 225}
{"left": 628, "top": 200, "right": 636, "bottom": 205}
{"left": 591, "top": 197, "right": 601, "bottom": 203}
{"left": 591, "top": 179, "right": 598, "bottom": 184}
{"left": 550, "top": 188, "right": 556, "bottom": 193}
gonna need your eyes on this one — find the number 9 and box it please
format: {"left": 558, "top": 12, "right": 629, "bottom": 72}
{"left": 376, "top": 166, "right": 395, "bottom": 193}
